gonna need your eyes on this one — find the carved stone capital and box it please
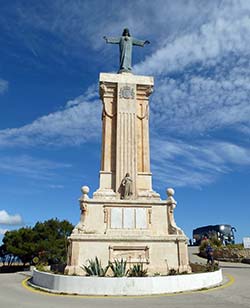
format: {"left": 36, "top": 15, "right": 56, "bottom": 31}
{"left": 146, "top": 85, "right": 154, "bottom": 97}
{"left": 99, "top": 82, "right": 108, "bottom": 99}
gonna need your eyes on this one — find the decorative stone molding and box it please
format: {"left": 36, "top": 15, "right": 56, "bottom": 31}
{"left": 81, "top": 186, "right": 89, "bottom": 200}
{"left": 119, "top": 85, "right": 135, "bottom": 99}
{"left": 137, "top": 103, "right": 149, "bottom": 120}
{"left": 145, "top": 85, "right": 154, "bottom": 97}
{"left": 166, "top": 188, "right": 184, "bottom": 235}
{"left": 99, "top": 82, "right": 107, "bottom": 99}
{"left": 101, "top": 100, "right": 116, "bottom": 119}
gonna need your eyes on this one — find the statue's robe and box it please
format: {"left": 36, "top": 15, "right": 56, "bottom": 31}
{"left": 105, "top": 36, "right": 147, "bottom": 72}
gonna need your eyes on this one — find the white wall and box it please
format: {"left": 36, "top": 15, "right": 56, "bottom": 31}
{"left": 31, "top": 269, "right": 223, "bottom": 296}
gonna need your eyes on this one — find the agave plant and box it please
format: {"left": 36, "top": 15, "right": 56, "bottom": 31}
{"left": 128, "top": 263, "right": 148, "bottom": 277}
{"left": 82, "top": 257, "right": 109, "bottom": 277}
{"left": 109, "top": 258, "right": 128, "bottom": 277}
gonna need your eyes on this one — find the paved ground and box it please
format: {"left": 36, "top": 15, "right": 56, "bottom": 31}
{"left": 0, "top": 248, "right": 249, "bottom": 308}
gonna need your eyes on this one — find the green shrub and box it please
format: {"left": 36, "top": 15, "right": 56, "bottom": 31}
{"left": 128, "top": 263, "right": 148, "bottom": 277}
{"left": 206, "top": 262, "right": 220, "bottom": 272}
{"left": 210, "top": 238, "right": 222, "bottom": 247}
{"left": 199, "top": 239, "right": 220, "bottom": 254}
{"left": 36, "top": 262, "right": 48, "bottom": 272}
{"left": 190, "top": 262, "right": 220, "bottom": 273}
{"left": 225, "top": 243, "right": 243, "bottom": 249}
{"left": 82, "top": 257, "right": 109, "bottom": 277}
{"left": 109, "top": 259, "right": 128, "bottom": 277}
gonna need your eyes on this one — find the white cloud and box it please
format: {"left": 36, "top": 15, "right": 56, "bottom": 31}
{"left": 65, "top": 85, "right": 98, "bottom": 108}
{"left": 48, "top": 184, "right": 64, "bottom": 189}
{"left": 0, "top": 1, "right": 219, "bottom": 64}
{"left": 135, "top": 2, "right": 250, "bottom": 75}
{"left": 0, "top": 94, "right": 101, "bottom": 147}
{"left": 0, "top": 79, "right": 8, "bottom": 94}
{"left": 0, "top": 155, "right": 71, "bottom": 180}
{"left": 129, "top": 1, "right": 250, "bottom": 139}
{"left": 1, "top": 0, "right": 250, "bottom": 192}
{"left": 3, "top": 61, "right": 250, "bottom": 149}
{"left": 151, "top": 138, "right": 250, "bottom": 188}
{"left": 0, "top": 228, "right": 8, "bottom": 235}
{"left": 0, "top": 210, "right": 23, "bottom": 225}
{"left": 149, "top": 62, "right": 250, "bottom": 135}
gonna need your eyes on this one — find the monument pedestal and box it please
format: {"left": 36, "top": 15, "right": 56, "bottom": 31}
{"left": 65, "top": 73, "right": 191, "bottom": 275}
{"left": 65, "top": 194, "right": 190, "bottom": 275}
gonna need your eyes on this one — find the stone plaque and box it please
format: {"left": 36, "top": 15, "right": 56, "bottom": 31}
{"left": 109, "top": 245, "right": 149, "bottom": 263}
{"left": 136, "top": 208, "right": 147, "bottom": 229}
{"left": 110, "top": 208, "right": 122, "bottom": 228}
{"left": 109, "top": 207, "right": 149, "bottom": 229}
{"left": 123, "top": 208, "right": 135, "bottom": 229}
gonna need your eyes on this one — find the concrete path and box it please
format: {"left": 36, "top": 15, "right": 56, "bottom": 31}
{"left": 188, "top": 246, "right": 205, "bottom": 263}
{"left": 0, "top": 250, "right": 249, "bottom": 308}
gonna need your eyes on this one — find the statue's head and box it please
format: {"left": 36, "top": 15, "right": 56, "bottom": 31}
{"left": 122, "top": 28, "right": 130, "bottom": 37}
{"left": 125, "top": 173, "right": 130, "bottom": 177}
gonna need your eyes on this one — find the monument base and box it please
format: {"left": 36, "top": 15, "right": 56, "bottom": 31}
{"left": 65, "top": 235, "right": 190, "bottom": 276}
{"left": 65, "top": 195, "right": 191, "bottom": 276}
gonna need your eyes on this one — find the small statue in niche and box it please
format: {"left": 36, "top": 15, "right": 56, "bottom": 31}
{"left": 120, "top": 173, "right": 133, "bottom": 199}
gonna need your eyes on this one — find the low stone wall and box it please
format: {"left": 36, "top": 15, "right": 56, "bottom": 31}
{"left": 200, "top": 248, "right": 250, "bottom": 262}
{"left": 31, "top": 269, "right": 223, "bottom": 296}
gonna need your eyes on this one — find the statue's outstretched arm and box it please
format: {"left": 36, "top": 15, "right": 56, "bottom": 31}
{"left": 103, "top": 36, "right": 120, "bottom": 44}
{"left": 132, "top": 38, "right": 150, "bottom": 47}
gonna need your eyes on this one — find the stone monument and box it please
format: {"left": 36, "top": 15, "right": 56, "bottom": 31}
{"left": 65, "top": 29, "right": 191, "bottom": 275}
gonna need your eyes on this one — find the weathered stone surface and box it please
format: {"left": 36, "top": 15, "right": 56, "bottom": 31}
{"left": 94, "top": 72, "right": 159, "bottom": 200}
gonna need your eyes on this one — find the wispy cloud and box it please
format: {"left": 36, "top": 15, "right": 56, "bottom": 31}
{"left": 0, "top": 155, "right": 71, "bottom": 180}
{"left": 151, "top": 138, "right": 250, "bottom": 188}
{"left": 1, "top": 1, "right": 250, "bottom": 191}
{"left": 0, "top": 1, "right": 219, "bottom": 65}
{"left": 131, "top": 1, "right": 250, "bottom": 138}
{"left": 48, "top": 184, "right": 64, "bottom": 189}
{"left": 135, "top": 1, "right": 250, "bottom": 75}
{"left": 0, "top": 210, "right": 23, "bottom": 225}
{"left": 0, "top": 94, "right": 101, "bottom": 147}
{"left": 149, "top": 62, "right": 250, "bottom": 135}
{"left": 0, "top": 79, "right": 8, "bottom": 94}
{"left": 0, "top": 228, "right": 8, "bottom": 235}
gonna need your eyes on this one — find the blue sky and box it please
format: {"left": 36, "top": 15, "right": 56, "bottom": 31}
{"left": 0, "top": 0, "right": 250, "bottom": 242}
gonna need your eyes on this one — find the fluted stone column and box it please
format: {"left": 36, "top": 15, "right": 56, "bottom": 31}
{"left": 116, "top": 82, "right": 137, "bottom": 195}
{"left": 94, "top": 73, "right": 159, "bottom": 200}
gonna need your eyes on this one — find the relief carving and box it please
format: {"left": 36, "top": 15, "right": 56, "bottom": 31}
{"left": 109, "top": 246, "right": 149, "bottom": 264}
{"left": 119, "top": 86, "right": 135, "bottom": 99}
